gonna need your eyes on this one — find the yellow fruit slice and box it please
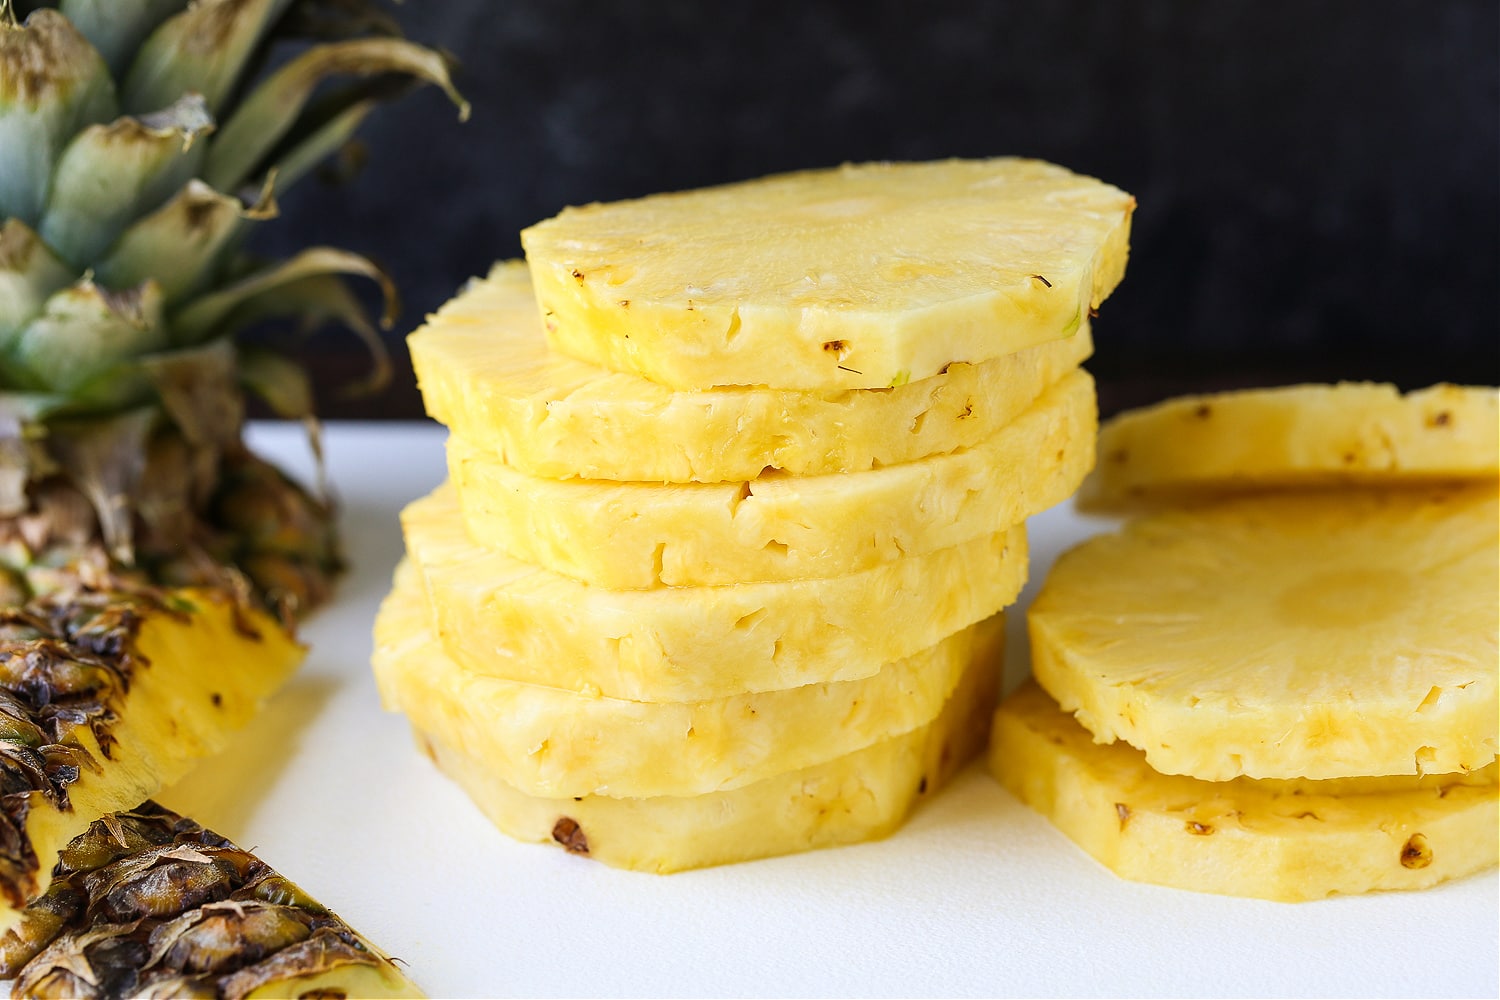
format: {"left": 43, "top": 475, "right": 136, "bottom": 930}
{"left": 450, "top": 369, "right": 1094, "bottom": 588}
{"left": 990, "top": 680, "right": 1499, "bottom": 901}
{"left": 374, "top": 558, "right": 1001, "bottom": 797}
{"left": 1079, "top": 383, "right": 1499, "bottom": 512}
{"left": 408, "top": 629, "right": 999, "bottom": 873}
{"left": 411, "top": 260, "right": 1093, "bottom": 483}
{"left": 521, "top": 158, "right": 1133, "bottom": 390}
{"left": 0, "top": 591, "right": 303, "bottom": 932}
{"left": 403, "top": 484, "right": 1027, "bottom": 702}
{"left": 1029, "top": 485, "right": 1499, "bottom": 781}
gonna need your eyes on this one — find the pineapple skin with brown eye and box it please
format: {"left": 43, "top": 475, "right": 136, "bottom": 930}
{"left": 989, "top": 681, "right": 1499, "bottom": 902}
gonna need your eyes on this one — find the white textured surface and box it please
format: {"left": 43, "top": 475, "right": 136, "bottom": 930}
{"left": 160, "top": 421, "right": 1499, "bottom": 1000}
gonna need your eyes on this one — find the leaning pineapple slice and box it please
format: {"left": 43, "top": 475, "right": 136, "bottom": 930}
{"left": 375, "top": 559, "right": 1001, "bottom": 797}
{"left": 0, "top": 587, "right": 302, "bottom": 933}
{"left": 522, "top": 158, "right": 1133, "bottom": 390}
{"left": 1078, "top": 383, "right": 1499, "bottom": 511}
{"left": 404, "top": 484, "right": 1027, "bottom": 701}
{"left": 411, "top": 260, "right": 1094, "bottom": 482}
{"left": 991, "top": 680, "right": 1498, "bottom": 901}
{"left": 407, "top": 619, "right": 1000, "bottom": 873}
{"left": 0, "top": 802, "right": 421, "bottom": 997}
{"left": 450, "top": 369, "right": 1094, "bottom": 587}
{"left": 1029, "top": 485, "right": 1498, "bottom": 781}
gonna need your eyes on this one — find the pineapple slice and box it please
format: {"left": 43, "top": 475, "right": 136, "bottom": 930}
{"left": 0, "top": 802, "right": 421, "bottom": 997}
{"left": 403, "top": 484, "right": 1027, "bottom": 702}
{"left": 407, "top": 624, "right": 999, "bottom": 873}
{"left": 450, "top": 369, "right": 1095, "bottom": 588}
{"left": 990, "top": 680, "right": 1499, "bottom": 901}
{"left": 0, "top": 590, "right": 302, "bottom": 933}
{"left": 521, "top": 158, "right": 1133, "bottom": 390}
{"left": 410, "top": 260, "right": 1093, "bottom": 483}
{"left": 374, "top": 559, "right": 1002, "bottom": 797}
{"left": 1029, "top": 485, "right": 1499, "bottom": 781}
{"left": 1078, "top": 383, "right": 1499, "bottom": 512}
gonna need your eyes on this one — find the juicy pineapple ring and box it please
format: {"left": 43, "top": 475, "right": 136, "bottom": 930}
{"left": 450, "top": 369, "right": 1094, "bottom": 588}
{"left": 1078, "top": 383, "right": 1499, "bottom": 512}
{"left": 410, "top": 260, "right": 1093, "bottom": 483}
{"left": 990, "top": 681, "right": 1499, "bottom": 901}
{"left": 406, "top": 629, "right": 999, "bottom": 874}
{"left": 403, "top": 483, "right": 1027, "bottom": 702}
{"left": 375, "top": 559, "right": 1001, "bottom": 797}
{"left": 521, "top": 158, "right": 1133, "bottom": 390}
{"left": 1029, "top": 485, "right": 1499, "bottom": 781}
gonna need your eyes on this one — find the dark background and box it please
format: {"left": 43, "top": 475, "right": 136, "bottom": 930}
{"left": 257, "top": 0, "right": 1500, "bottom": 419}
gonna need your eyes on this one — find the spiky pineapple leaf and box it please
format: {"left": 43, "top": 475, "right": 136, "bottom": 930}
{"left": 119, "top": 0, "right": 294, "bottom": 116}
{"left": 55, "top": 0, "right": 186, "bottom": 77}
{"left": 45, "top": 406, "right": 156, "bottom": 561}
{"left": 0, "top": 220, "right": 73, "bottom": 345}
{"left": 9, "top": 279, "right": 166, "bottom": 394}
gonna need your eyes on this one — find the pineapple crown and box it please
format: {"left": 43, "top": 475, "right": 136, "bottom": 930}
{"left": 0, "top": 0, "right": 466, "bottom": 564}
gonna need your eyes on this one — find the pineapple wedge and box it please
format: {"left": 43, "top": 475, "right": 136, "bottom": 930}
{"left": 450, "top": 369, "right": 1094, "bottom": 588}
{"left": 375, "top": 559, "right": 1001, "bottom": 797}
{"left": 1029, "top": 485, "right": 1499, "bottom": 781}
{"left": 0, "top": 590, "right": 302, "bottom": 933}
{"left": 521, "top": 158, "right": 1133, "bottom": 390}
{"left": 0, "top": 802, "right": 421, "bottom": 998}
{"left": 991, "top": 680, "right": 1499, "bottom": 901}
{"left": 1078, "top": 383, "right": 1499, "bottom": 512}
{"left": 408, "top": 623, "right": 999, "bottom": 873}
{"left": 403, "top": 484, "right": 1027, "bottom": 702}
{"left": 411, "top": 260, "right": 1093, "bottom": 483}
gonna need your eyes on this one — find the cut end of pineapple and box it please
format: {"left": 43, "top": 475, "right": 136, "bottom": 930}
{"left": 1029, "top": 485, "right": 1499, "bottom": 781}
{"left": 1078, "top": 382, "right": 1500, "bottom": 513}
{"left": 521, "top": 158, "right": 1133, "bottom": 390}
{"left": 990, "top": 680, "right": 1498, "bottom": 901}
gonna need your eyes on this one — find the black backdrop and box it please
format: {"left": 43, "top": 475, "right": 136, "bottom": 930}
{"left": 256, "top": 0, "right": 1500, "bottom": 418}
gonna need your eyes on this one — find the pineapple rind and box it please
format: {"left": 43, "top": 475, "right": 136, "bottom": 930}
{"left": 1029, "top": 486, "right": 1500, "bottom": 781}
{"left": 1, "top": 591, "right": 303, "bottom": 933}
{"left": 410, "top": 260, "right": 1093, "bottom": 483}
{"left": 991, "top": 681, "right": 1499, "bottom": 901}
{"left": 1078, "top": 382, "right": 1500, "bottom": 512}
{"left": 408, "top": 632, "right": 999, "bottom": 873}
{"left": 450, "top": 369, "right": 1095, "bottom": 587}
{"left": 521, "top": 158, "right": 1133, "bottom": 391}
{"left": 374, "top": 559, "right": 1002, "bottom": 797}
{"left": 241, "top": 963, "right": 425, "bottom": 1000}
{"left": 403, "top": 484, "right": 1028, "bottom": 702}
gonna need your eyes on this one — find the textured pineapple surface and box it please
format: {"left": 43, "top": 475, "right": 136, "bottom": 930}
{"left": 1078, "top": 383, "right": 1500, "bottom": 512}
{"left": 374, "top": 560, "right": 1001, "bottom": 797}
{"left": 409, "top": 627, "right": 1000, "bottom": 873}
{"left": 521, "top": 158, "right": 1133, "bottom": 390}
{"left": 403, "top": 484, "right": 1027, "bottom": 702}
{"left": 991, "top": 681, "right": 1499, "bottom": 901}
{"left": 410, "top": 260, "right": 1094, "bottom": 483}
{"left": 450, "top": 368, "right": 1095, "bottom": 587}
{"left": 1029, "top": 485, "right": 1499, "bottom": 781}
{"left": 0, "top": 591, "right": 303, "bottom": 933}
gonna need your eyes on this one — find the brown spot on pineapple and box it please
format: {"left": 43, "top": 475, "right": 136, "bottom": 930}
{"left": 210, "top": 692, "right": 222, "bottom": 708}
{"left": 917, "top": 776, "right": 928, "bottom": 795}
{"left": 1110, "top": 448, "right": 1129, "bottom": 464}
{"left": 1342, "top": 452, "right": 1358, "bottom": 464}
{"left": 1293, "top": 811, "right": 1322, "bottom": 821}
{"left": 570, "top": 269, "right": 585, "bottom": 283}
{"left": 1115, "top": 803, "right": 1131, "bottom": 829}
{"left": 1429, "top": 410, "right": 1452, "bottom": 428}
{"left": 1028, "top": 274, "right": 1052, "bottom": 288}
{"left": 822, "top": 340, "right": 849, "bottom": 356}
{"left": 1186, "top": 821, "right": 1214, "bottom": 836}
{"left": 617, "top": 299, "right": 630, "bottom": 308}
{"left": 297, "top": 991, "right": 349, "bottom": 999}
{"left": 1193, "top": 403, "right": 1212, "bottom": 419}
{"left": 957, "top": 402, "right": 973, "bottom": 419}
{"left": 552, "top": 817, "right": 589, "bottom": 855}
{"left": 1400, "top": 833, "right": 1433, "bottom": 869}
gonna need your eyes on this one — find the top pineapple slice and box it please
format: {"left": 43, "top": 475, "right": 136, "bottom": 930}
{"left": 1028, "top": 485, "right": 1498, "bottom": 782}
{"left": 1078, "top": 383, "right": 1499, "bottom": 511}
{"left": 521, "top": 158, "right": 1133, "bottom": 390}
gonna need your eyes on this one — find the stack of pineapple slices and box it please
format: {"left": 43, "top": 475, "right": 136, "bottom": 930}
{"left": 377, "top": 158, "right": 1136, "bottom": 871}
{"left": 990, "top": 383, "right": 1499, "bottom": 900}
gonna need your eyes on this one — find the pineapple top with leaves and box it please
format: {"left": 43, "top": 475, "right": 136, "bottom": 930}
{"left": 0, "top": 0, "right": 465, "bottom": 619}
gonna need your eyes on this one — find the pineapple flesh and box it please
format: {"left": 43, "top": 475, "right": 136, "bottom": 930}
{"left": 375, "top": 559, "right": 1001, "bottom": 798}
{"left": 410, "top": 260, "right": 1094, "bottom": 483}
{"left": 0, "top": 802, "right": 422, "bottom": 998}
{"left": 1079, "top": 383, "right": 1499, "bottom": 512}
{"left": 521, "top": 159, "right": 1133, "bottom": 390}
{"left": 409, "top": 623, "right": 1000, "bottom": 874}
{"left": 449, "top": 368, "right": 1095, "bottom": 588}
{"left": 991, "top": 680, "right": 1499, "bottom": 901}
{"left": 0, "top": 588, "right": 302, "bottom": 933}
{"left": 404, "top": 483, "right": 1027, "bottom": 702}
{"left": 1029, "top": 485, "right": 1499, "bottom": 781}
